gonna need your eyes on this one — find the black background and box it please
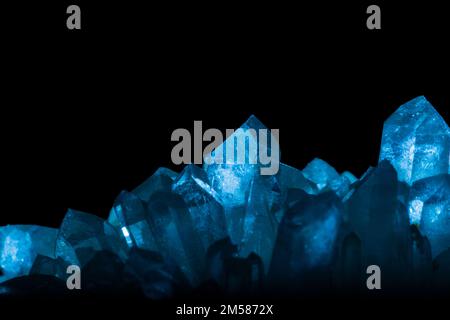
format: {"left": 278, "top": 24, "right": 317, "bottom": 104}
{"left": 1, "top": 0, "right": 449, "bottom": 316}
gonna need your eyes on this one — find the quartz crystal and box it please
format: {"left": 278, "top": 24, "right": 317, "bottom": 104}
{"left": 1, "top": 96, "right": 449, "bottom": 296}
{"left": 0, "top": 225, "right": 57, "bottom": 282}
{"left": 379, "top": 96, "right": 450, "bottom": 185}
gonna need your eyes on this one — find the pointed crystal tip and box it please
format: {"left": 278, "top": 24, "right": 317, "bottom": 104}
{"left": 379, "top": 96, "right": 450, "bottom": 185}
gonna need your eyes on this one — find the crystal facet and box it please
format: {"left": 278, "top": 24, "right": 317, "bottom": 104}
{"left": 379, "top": 96, "right": 450, "bottom": 185}
{"left": 56, "top": 209, "right": 126, "bottom": 266}
{"left": 269, "top": 190, "right": 343, "bottom": 289}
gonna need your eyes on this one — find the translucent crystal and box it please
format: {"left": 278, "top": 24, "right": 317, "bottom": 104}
{"left": 203, "top": 115, "right": 280, "bottom": 246}
{"left": 204, "top": 115, "right": 278, "bottom": 207}
{"left": 146, "top": 191, "right": 204, "bottom": 285}
{"left": 1, "top": 96, "right": 450, "bottom": 295}
{"left": 302, "top": 158, "right": 351, "bottom": 198}
{"left": 341, "top": 171, "right": 357, "bottom": 184}
{"left": 108, "top": 191, "right": 158, "bottom": 251}
{"left": 133, "top": 167, "right": 177, "bottom": 203}
{"left": 408, "top": 174, "right": 448, "bottom": 224}
{"left": 277, "top": 163, "right": 318, "bottom": 195}
{"left": 239, "top": 175, "right": 279, "bottom": 272}
{"left": 379, "top": 96, "right": 450, "bottom": 185}
{"left": 269, "top": 190, "right": 343, "bottom": 287}
{"left": 346, "top": 161, "right": 411, "bottom": 285}
{"left": 303, "top": 158, "right": 340, "bottom": 191}
{"left": 172, "top": 165, "right": 227, "bottom": 251}
{"left": 0, "top": 225, "right": 57, "bottom": 282}
{"left": 415, "top": 175, "right": 449, "bottom": 258}
{"left": 55, "top": 209, "right": 126, "bottom": 266}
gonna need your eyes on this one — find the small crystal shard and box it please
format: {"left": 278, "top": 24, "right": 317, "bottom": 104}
{"left": 302, "top": 158, "right": 352, "bottom": 197}
{"left": 303, "top": 158, "right": 340, "bottom": 191}
{"left": 341, "top": 171, "right": 357, "bottom": 184}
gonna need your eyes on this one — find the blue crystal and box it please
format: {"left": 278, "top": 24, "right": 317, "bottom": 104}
{"left": 203, "top": 115, "right": 280, "bottom": 246}
{"left": 1, "top": 96, "right": 450, "bottom": 296}
{"left": 269, "top": 190, "right": 343, "bottom": 288}
{"left": 341, "top": 171, "right": 357, "bottom": 184}
{"left": 133, "top": 167, "right": 177, "bottom": 203}
{"left": 239, "top": 175, "right": 279, "bottom": 272}
{"left": 204, "top": 115, "right": 271, "bottom": 207}
{"left": 146, "top": 190, "right": 204, "bottom": 285}
{"left": 82, "top": 251, "right": 126, "bottom": 292}
{"left": 408, "top": 174, "right": 448, "bottom": 224}
{"left": 277, "top": 163, "right": 318, "bottom": 195}
{"left": 411, "top": 174, "right": 449, "bottom": 258}
{"left": 346, "top": 161, "right": 411, "bottom": 285}
{"left": 108, "top": 191, "right": 158, "bottom": 251}
{"left": 56, "top": 209, "right": 126, "bottom": 266}
{"left": 302, "top": 158, "right": 352, "bottom": 198}
{"left": 0, "top": 225, "right": 57, "bottom": 282}
{"left": 303, "top": 158, "right": 340, "bottom": 191}
{"left": 379, "top": 96, "right": 450, "bottom": 185}
{"left": 172, "top": 165, "right": 227, "bottom": 252}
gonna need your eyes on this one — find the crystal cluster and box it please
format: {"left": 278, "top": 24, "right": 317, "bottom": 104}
{"left": 1, "top": 96, "right": 449, "bottom": 297}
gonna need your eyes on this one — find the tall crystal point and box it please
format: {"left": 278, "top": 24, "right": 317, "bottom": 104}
{"left": 203, "top": 115, "right": 280, "bottom": 246}
{"left": 379, "top": 96, "right": 450, "bottom": 185}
